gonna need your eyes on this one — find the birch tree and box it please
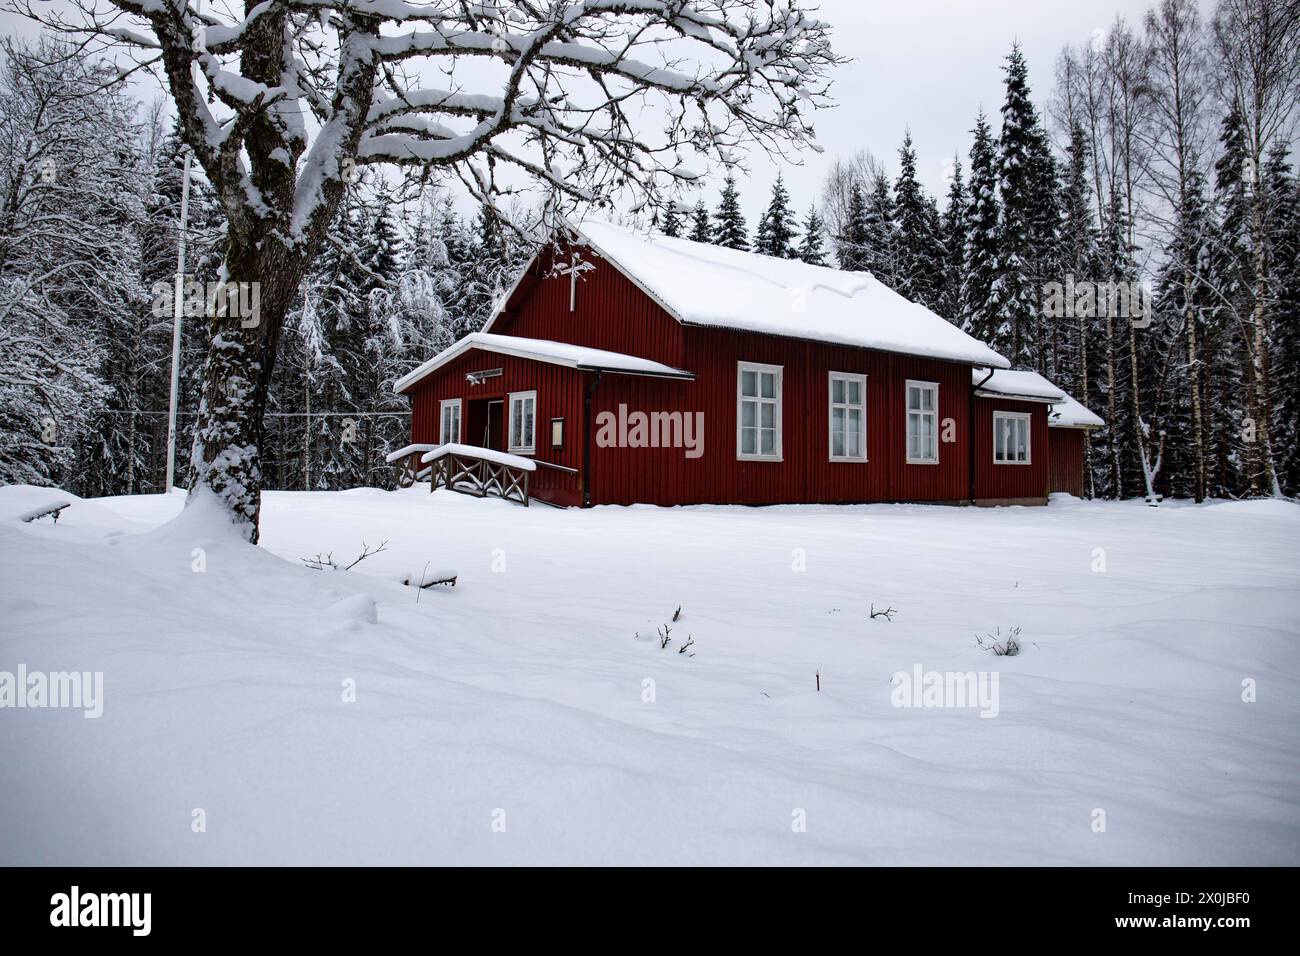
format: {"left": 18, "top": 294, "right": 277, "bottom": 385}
{"left": 1143, "top": 0, "right": 1211, "bottom": 501}
{"left": 1212, "top": 0, "right": 1300, "bottom": 497}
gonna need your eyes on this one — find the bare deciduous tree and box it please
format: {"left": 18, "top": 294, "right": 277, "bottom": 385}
{"left": 818, "top": 147, "right": 882, "bottom": 245}
{"left": 8, "top": 0, "right": 840, "bottom": 539}
{"left": 1144, "top": 0, "right": 1211, "bottom": 502}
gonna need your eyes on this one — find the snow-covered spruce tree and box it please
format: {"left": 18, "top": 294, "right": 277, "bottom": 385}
{"left": 937, "top": 156, "right": 968, "bottom": 328}
{"left": 863, "top": 172, "right": 900, "bottom": 288}
{"left": 688, "top": 200, "right": 712, "bottom": 244}
{"left": 276, "top": 182, "right": 422, "bottom": 492}
{"left": 990, "top": 43, "right": 1046, "bottom": 368}
{"left": 1204, "top": 104, "right": 1254, "bottom": 497}
{"left": 798, "top": 205, "right": 828, "bottom": 265}
{"left": 754, "top": 174, "right": 798, "bottom": 258}
{"left": 405, "top": 189, "right": 470, "bottom": 359}
{"left": 713, "top": 174, "right": 751, "bottom": 251}
{"left": 1265, "top": 146, "right": 1300, "bottom": 495}
{"left": 459, "top": 204, "right": 530, "bottom": 338}
{"left": 751, "top": 208, "right": 769, "bottom": 253}
{"left": 12, "top": 1, "right": 838, "bottom": 540}
{"left": 1148, "top": 168, "right": 1215, "bottom": 500}
{"left": 894, "top": 132, "right": 945, "bottom": 311}
{"left": 964, "top": 111, "right": 1000, "bottom": 341}
{"left": 301, "top": 188, "right": 370, "bottom": 490}
{"left": 835, "top": 181, "right": 870, "bottom": 271}
{"left": 1057, "top": 121, "right": 1100, "bottom": 492}
{"left": 1026, "top": 130, "right": 1062, "bottom": 375}
{"left": 353, "top": 196, "right": 415, "bottom": 487}
{"left": 660, "top": 204, "right": 683, "bottom": 238}
{"left": 1096, "top": 186, "right": 1140, "bottom": 500}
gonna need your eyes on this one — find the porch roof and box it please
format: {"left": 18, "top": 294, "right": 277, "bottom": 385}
{"left": 394, "top": 332, "right": 694, "bottom": 394}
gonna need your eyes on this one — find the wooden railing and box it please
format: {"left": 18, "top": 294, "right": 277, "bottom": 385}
{"left": 388, "top": 444, "right": 436, "bottom": 488}
{"left": 427, "top": 449, "right": 532, "bottom": 506}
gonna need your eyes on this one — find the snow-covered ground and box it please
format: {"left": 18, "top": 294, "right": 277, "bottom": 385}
{"left": 1, "top": 485, "right": 1297, "bottom": 865}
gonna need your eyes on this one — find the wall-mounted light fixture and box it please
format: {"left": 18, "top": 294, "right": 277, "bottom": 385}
{"left": 550, "top": 417, "right": 564, "bottom": 449}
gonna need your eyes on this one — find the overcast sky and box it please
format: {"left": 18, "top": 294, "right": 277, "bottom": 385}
{"left": 735, "top": 0, "right": 1174, "bottom": 221}
{"left": 1, "top": 0, "right": 1197, "bottom": 224}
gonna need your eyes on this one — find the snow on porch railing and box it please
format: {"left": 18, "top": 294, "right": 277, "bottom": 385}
{"left": 387, "top": 443, "right": 438, "bottom": 488}
{"left": 419, "top": 443, "right": 536, "bottom": 506}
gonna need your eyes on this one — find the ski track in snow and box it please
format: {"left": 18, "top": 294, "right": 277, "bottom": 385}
{"left": 0, "top": 486, "right": 1297, "bottom": 865}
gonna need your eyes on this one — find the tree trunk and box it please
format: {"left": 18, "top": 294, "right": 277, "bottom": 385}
{"left": 1248, "top": 185, "right": 1281, "bottom": 497}
{"left": 1185, "top": 281, "right": 1206, "bottom": 502}
{"left": 186, "top": 237, "right": 304, "bottom": 542}
{"left": 1106, "top": 312, "right": 1121, "bottom": 497}
{"left": 1130, "top": 322, "right": 1159, "bottom": 503}
{"left": 1077, "top": 285, "right": 1093, "bottom": 498}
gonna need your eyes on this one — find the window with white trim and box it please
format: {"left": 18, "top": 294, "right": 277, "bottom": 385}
{"left": 439, "top": 398, "right": 461, "bottom": 445}
{"left": 993, "top": 411, "right": 1031, "bottom": 464}
{"left": 829, "top": 372, "right": 867, "bottom": 461}
{"left": 737, "top": 362, "right": 782, "bottom": 460}
{"left": 906, "top": 381, "right": 939, "bottom": 464}
{"left": 508, "top": 390, "right": 536, "bottom": 454}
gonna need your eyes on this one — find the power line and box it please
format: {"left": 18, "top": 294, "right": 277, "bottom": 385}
{"left": 94, "top": 410, "right": 410, "bottom": 418}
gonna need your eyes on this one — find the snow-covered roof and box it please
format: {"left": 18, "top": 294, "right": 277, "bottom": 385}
{"left": 394, "top": 332, "right": 694, "bottom": 393}
{"left": 498, "top": 219, "right": 1009, "bottom": 368}
{"left": 972, "top": 368, "right": 1104, "bottom": 428}
{"left": 972, "top": 368, "right": 1067, "bottom": 403}
{"left": 1048, "top": 392, "right": 1105, "bottom": 429}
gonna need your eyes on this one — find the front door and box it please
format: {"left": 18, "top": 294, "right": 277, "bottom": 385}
{"left": 485, "top": 400, "right": 504, "bottom": 451}
{"left": 466, "top": 398, "right": 505, "bottom": 451}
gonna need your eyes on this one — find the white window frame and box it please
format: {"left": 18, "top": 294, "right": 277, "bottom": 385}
{"left": 905, "top": 380, "right": 940, "bottom": 465}
{"left": 993, "top": 410, "right": 1032, "bottom": 465}
{"left": 736, "top": 361, "right": 783, "bottom": 461}
{"left": 507, "top": 389, "right": 537, "bottom": 454}
{"left": 438, "top": 398, "right": 462, "bottom": 445}
{"left": 828, "top": 372, "right": 868, "bottom": 462}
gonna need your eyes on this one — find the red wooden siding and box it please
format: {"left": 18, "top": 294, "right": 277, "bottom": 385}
{"left": 1049, "top": 427, "right": 1087, "bottom": 497}
{"left": 407, "top": 348, "right": 585, "bottom": 506}
{"left": 402, "top": 242, "right": 1056, "bottom": 508}
{"left": 491, "top": 244, "right": 686, "bottom": 368}
{"left": 588, "top": 327, "right": 974, "bottom": 506}
{"left": 972, "top": 396, "right": 1051, "bottom": 503}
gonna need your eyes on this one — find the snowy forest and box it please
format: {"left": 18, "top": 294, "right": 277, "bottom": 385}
{"left": 0, "top": 34, "right": 532, "bottom": 495}
{"left": 1, "top": 0, "right": 1297, "bottom": 504}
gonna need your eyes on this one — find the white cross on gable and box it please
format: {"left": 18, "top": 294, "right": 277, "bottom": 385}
{"left": 556, "top": 253, "right": 595, "bottom": 311}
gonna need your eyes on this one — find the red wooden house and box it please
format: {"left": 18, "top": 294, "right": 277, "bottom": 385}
{"left": 393, "top": 220, "right": 1101, "bottom": 508}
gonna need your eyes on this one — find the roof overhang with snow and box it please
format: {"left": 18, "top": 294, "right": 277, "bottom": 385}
{"left": 484, "top": 219, "right": 1012, "bottom": 370}
{"left": 972, "top": 368, "right": 1068, "bottom": 404}
{"left": 394, "top": 332, "right": 694, "bottom": 394}
{"left": 972, "top": 368, "right": 1105, "bottom": 428}
{"left": 1047, "top": 392, "right": 1105, "bottom": 429}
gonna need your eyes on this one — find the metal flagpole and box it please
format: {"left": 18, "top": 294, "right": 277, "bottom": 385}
{"left": 164, "top": 146, "right": 192, "bottom": 493}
